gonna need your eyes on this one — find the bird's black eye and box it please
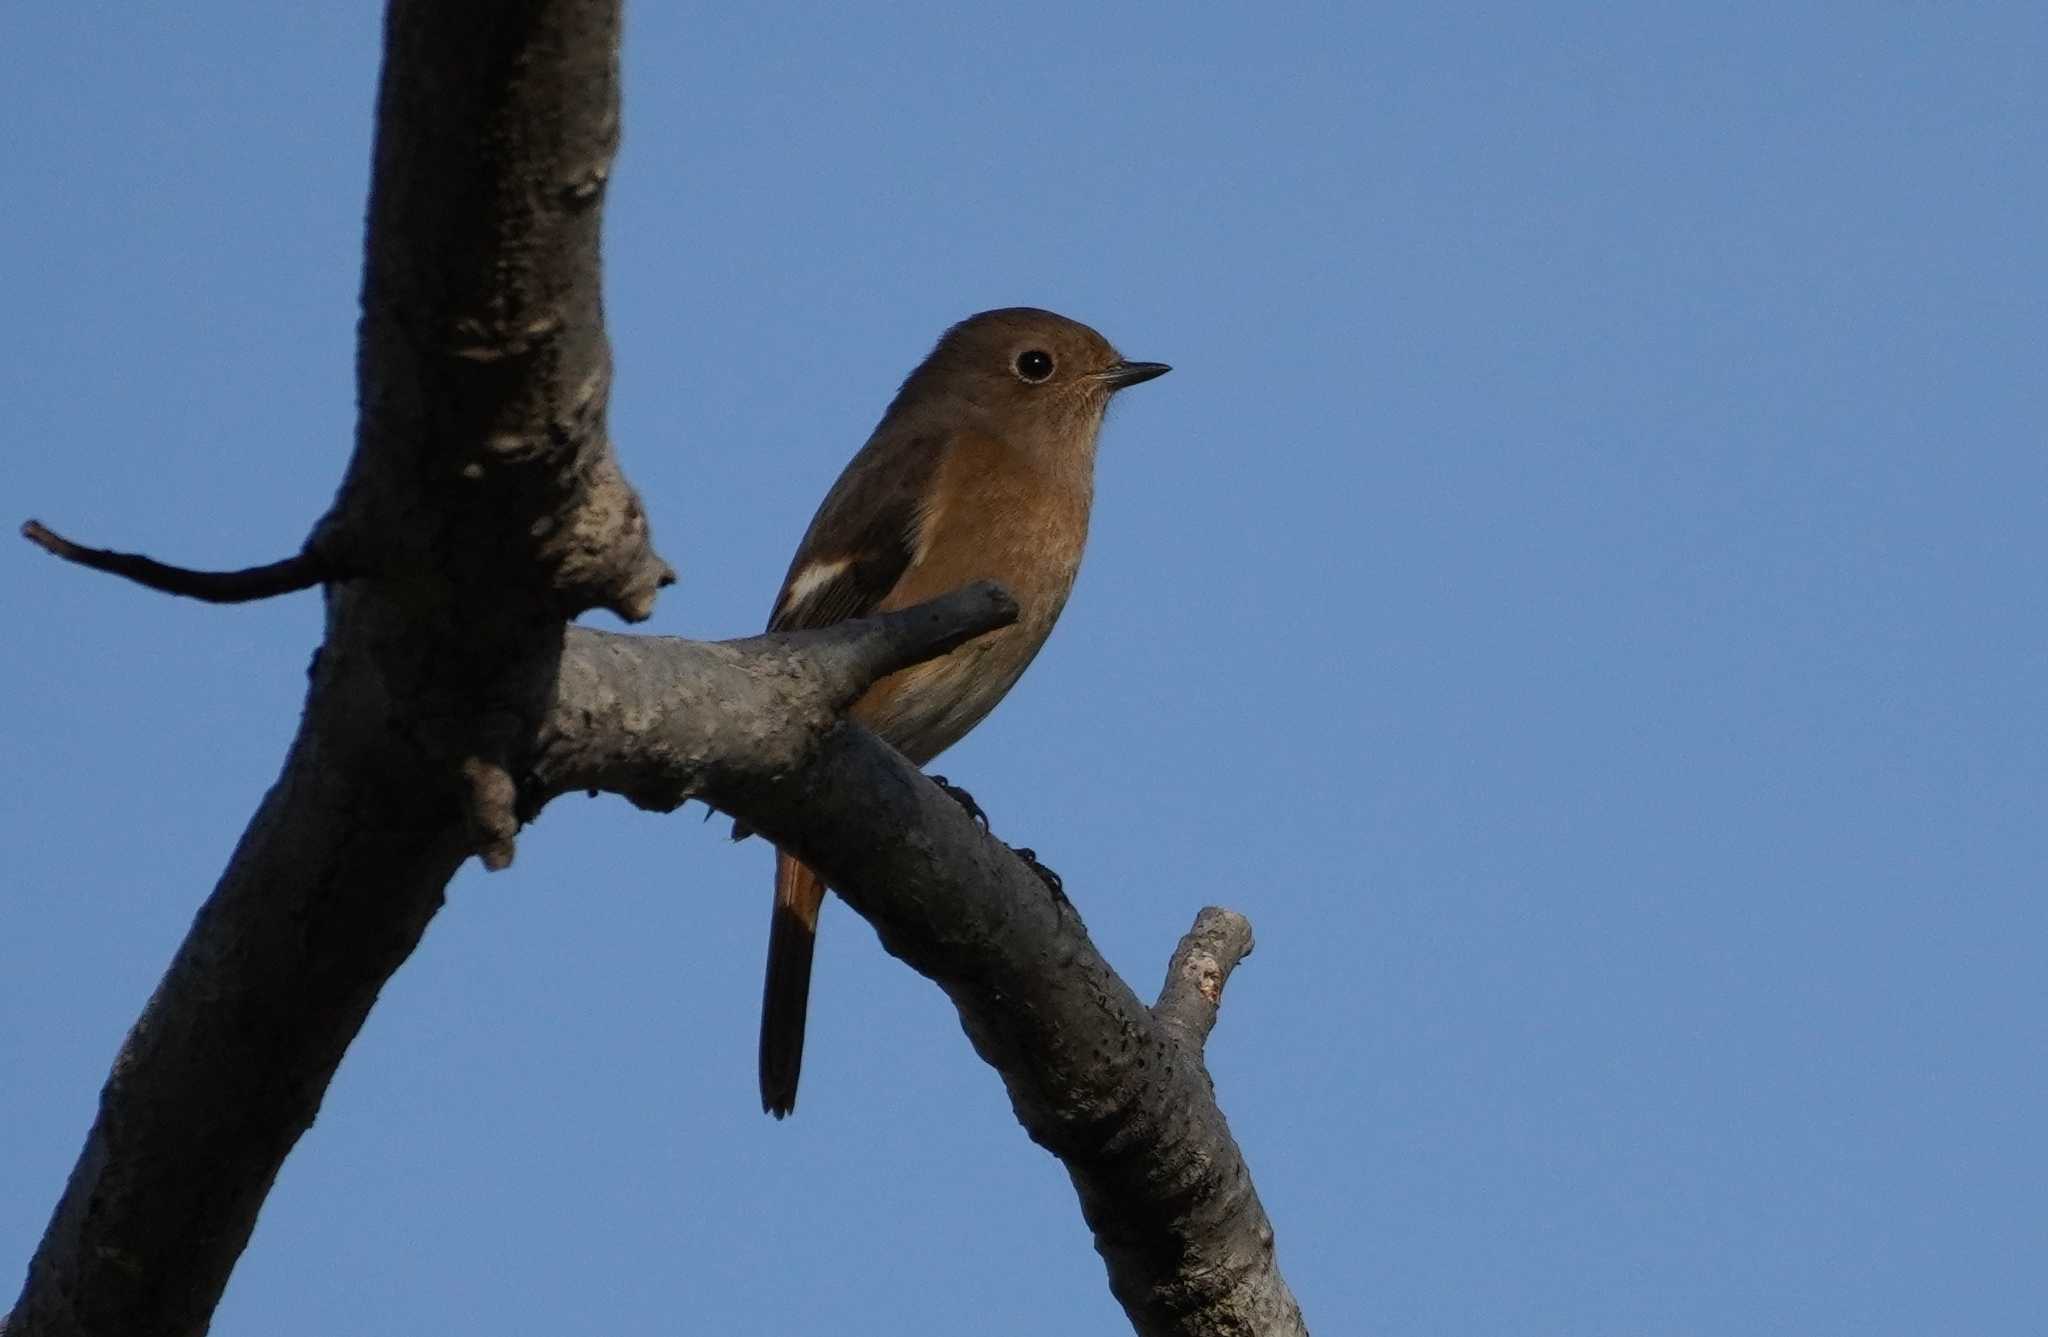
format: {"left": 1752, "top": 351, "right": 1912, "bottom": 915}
{"left": 1014, "top": 349, "right": 1055, "bottom": 382}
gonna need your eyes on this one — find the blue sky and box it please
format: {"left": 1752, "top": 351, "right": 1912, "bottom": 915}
{"left": 5, "top": 5, "right": 2043, "bottom": 1333}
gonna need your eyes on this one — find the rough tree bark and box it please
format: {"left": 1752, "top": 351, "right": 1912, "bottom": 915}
{"left": 5, "top": 3, "right": 1306, "bottom": 1336}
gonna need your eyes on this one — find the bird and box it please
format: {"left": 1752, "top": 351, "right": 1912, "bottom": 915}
{"left": 752, "top": 307, "right": 1169, "bottom": 1117}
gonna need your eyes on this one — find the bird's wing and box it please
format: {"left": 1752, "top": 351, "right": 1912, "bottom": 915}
{"left": 766, "top": 431, "right": 949, "bottom": 632}
{"left": 730, "top": 431, "right": 948, "bottom": 841}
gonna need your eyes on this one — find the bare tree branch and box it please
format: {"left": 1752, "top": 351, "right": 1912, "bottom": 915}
{"left": 2, "top": 597, "right": 1012, "bottom": 1337}
{"left": 530, "top": 644, "right": 1308, "bottom": 1337}
{"left": 1155, "top": 908, "right": 1257, "bottom": 1052}
{"left": 6, "top": 2, "right": 646, "bottom": 1331}
{"left": 527, "top": 582, "right": 1021, "bottom": 816}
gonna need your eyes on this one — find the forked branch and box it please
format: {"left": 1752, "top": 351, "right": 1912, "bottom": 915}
{"left": 3, "top": 0, "right": 1303, "bottom": 1331}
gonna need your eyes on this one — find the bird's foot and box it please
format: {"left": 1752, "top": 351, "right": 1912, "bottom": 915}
{"left": 1008, "top": 846, "right": 1068, "bottom": 905}
{"left": 929, "top": 775, "right": 989, "bottom": 828}
{"left": 927, "top": 775, "right": 1063, "bottom": 904}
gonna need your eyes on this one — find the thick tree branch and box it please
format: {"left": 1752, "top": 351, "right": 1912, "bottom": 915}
{"left": 6, "top": 3, "right": 647, "bottom": 1332}
{"left": 530, "top": 642, "right": 1308, "bottom": 1337}
{"left": 529, "top": 582, "right": 1019, "bottom": 814}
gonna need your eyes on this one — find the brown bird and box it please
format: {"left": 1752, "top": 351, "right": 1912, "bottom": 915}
{"left": 754, "top": 307, "right": 1169, "bottom": 1117}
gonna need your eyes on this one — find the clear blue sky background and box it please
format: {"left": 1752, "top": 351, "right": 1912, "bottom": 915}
{"left": 4, "top": 5, "right": 2042, "bottom": 1333}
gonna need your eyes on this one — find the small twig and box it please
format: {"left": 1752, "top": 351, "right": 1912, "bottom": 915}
{"left": 21, "top": 519, "right": 332, "bottom": 603}
{"left": 1153, "top": 907, "right": 1256, "bottom": 1052}
{"left": 789, "top": 579, "right": 1020, "bottom": 711}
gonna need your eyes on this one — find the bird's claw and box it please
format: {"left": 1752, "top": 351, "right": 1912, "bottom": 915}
{"left": 929, "top": 775, "right": 989, "bottom": 828}
{"left": 1008, "top": 846, "right": 1067, "bottom": 904}
{"left": 926, "top": 774, "right": 1062, "bottom": 903}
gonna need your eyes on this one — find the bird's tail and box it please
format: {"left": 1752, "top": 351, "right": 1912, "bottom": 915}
{"left": 760, "top": 851, "right": 827, "bottom": 1117}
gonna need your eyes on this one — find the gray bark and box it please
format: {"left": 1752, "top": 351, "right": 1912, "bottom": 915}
{"left": 534, "top": 633, "right": 1307, "bottom": 1336}
{"left": 4, "top": 2, "right": 1306, "bottom": 1334}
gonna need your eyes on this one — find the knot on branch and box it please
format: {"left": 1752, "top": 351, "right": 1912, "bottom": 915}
{"left": 460, "top": 756, "right": 521, "bottom": 870}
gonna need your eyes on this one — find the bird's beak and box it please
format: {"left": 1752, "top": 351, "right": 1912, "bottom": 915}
{"left": 1095, "top": 360, "right": 1172, "bottom": 391}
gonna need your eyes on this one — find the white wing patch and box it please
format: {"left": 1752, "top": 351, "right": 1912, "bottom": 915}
{"left": 912, "top": 485, "right": 946, "bottom": 566}
{"left": 782, "top": 556, "right": 852, "bottom": 612}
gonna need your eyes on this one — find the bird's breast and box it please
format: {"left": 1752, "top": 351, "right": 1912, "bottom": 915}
{"left": 853, "top": 432, "right": 1093, "bottom": 763}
